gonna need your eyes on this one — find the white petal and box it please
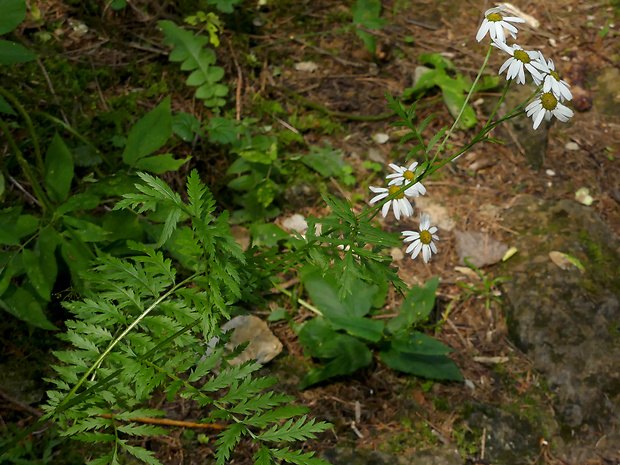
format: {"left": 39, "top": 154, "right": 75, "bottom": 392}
{"left": 430, "top": 242, "right": 438, "bottom": 254}
{"left": 494, "top": 23, "right": 506, "bottom": 42}
{"left": 503, "top": 16, "right": 525, "bottom": 23}
{"left": 498, "top": 58, "right": 511, "bottom": 76}
{"left": 410, "top": 241, "right": 422, "bottom": 259}
{"left": 532, "top": 109, "right": 545, "bottom": 129}
{"left": 428, "top": 226, "right": 438, "bottom": 234}
{"left": 388, "top": 163, "right": 404, "bottom": 173}
{"left": 393, "top": 202, "right": 401, "bottom": 220}
{"left": 476, "top": 21, "right": 490, "bottom": 42}
{"left": 422, "top": 244, "right": 431, "bottom": 263}
{"left": 370, "top": 193, "right": 388, "bottom": 204}
{"left": 407, "top": 162, "right": 419, "bottom": 171}
{"left": 369, "top": 186, "right": 387, "bottom": 193}
{"left": 560, "top": 84, "right": 573, "bottom": 101}
{"left": 381, "top": 201, "right": 391, "bottom": 218}
{"left": 403, "top": 232, "right": 419, "bottom": 241}
{"left": 503, "top": 22, "right": 518, "bottom": 34}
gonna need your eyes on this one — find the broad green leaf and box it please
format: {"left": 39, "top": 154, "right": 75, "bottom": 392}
{"left": 101, "top": 210, "right": 144, "bottom": 241}
{"left": 297, "top": 317, "right": 336, "bottom": 356}
{"left": 299, "top": 333, "right": 372, "bottom": 389}
{"left": 0, "top": 286, "right": 57, "bottom": 330}
{"left": 0, "top": 39, "right": 37, "bottom": 64}
{"left": 0, "top": 0, "right": 26, "bottom": 35}
{"left": 122, "top": 96, "right": 172, "bottom": 165}
{"left": 35, "top": 225, "right": 59, "bottom": 291}
{"left": 207, "top": 116, "right": 237, "bottom": 145}
{"left": 228, "top": 174, "right": 257, "bottom": 191}
{"left": 351, "top": 0, "right": 386, "bottom": 29}
{"left": 109, "top": 0, "right": 127, "bottom": 9}
{"left": 300, "top": 144, "right": 345, "bottom": 177}
{"left": 391, "top": 331, "right": 453, "bottom": 355}
{"left": 419, "top": 52, "right": 455, "bottom": 71}
{"left": 439, "top": 75, "right": 477, "bottom": 129}
{"left": 355, "top": 30, "right": 376, "bottom": 55}
{"left": 57, "top": 193, "right": 101, "bottom": 215}
{"left": 387, "top": 277, "right": 439, "bottom": 333}
{"left": 0, "top": 208, "right": 39, "bottom": 246}
{"left": 379, "top": 348, "right": 462, "bottom": 381}
{"left": 0, "top": 258, "right": 16, "bottom": 297}
{"left": 249, "top": 223, "right": 288, "bottom": 248}
{"left": 21, "top": 248, "right": 53, "bottom": 301}
{"left": 135, "top": 153, "right": 190, "bottom": 174}
{"left": 172, "top": 112, "right": 204, "bottom": 142}
{"left": 0, "top": 94, "right": 15, "bottom": 115}
{"left": 60, "top": 237, "right": 92, "bottom": 291}
{"left": 299, "top": 265, "right": 379, "bottom": 319}
{"left": 207, "top": 0, "right": 242, "bottom": 14}
{"left": 44, "top": 133, "right": 74, "bottom": 203}
{"left": 62, "top": 216, "right": 110, "bottom": 242}
{"left": 328, "top": 316, "right": 384, "bottom": 342}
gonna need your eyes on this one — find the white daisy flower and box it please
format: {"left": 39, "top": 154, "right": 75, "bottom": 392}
{"left": 525, "top": 92, "right": 574, "bottom": 130}
{"left": 386, "top": 162, "right": 427, "bottom": 197}
{"left": 533, "top": 57, "right": 573, "bottom": 102}
{"left": 493, "top": 40, "right": 546, "bottom": 85}
{"left": 402, "top": 213, "right": 439, "bottom": 263}
{"left": 476, "top": 5, "right": 525, "bottom": 43}
{"left": 369, "top": 185, "right": 414, "bottom": 220}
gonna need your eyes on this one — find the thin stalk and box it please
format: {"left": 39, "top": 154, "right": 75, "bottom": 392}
{"left": 57, "top": 272, "right": 200, "bottom": 409}
{"left": 432, "top": 45, "right": 493, "bottom": 163}
{"left": 0, "top": 116, "right": 53, "bottom": 213}
{"left": 0, "top": 85, "right": 44, "bottom": 172}
{"left": 271, "top": 280, "right": 323, "bottom": 316}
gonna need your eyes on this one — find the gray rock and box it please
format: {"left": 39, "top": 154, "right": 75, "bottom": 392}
{"left": 593, "top": 67, "right": 620, "bottom": 118}
{"left": 322, "top": 445, "right": 462, "bottom": 465}
{"left": 500, "top": 196, "right": 620, "bottom": 433}
{"left": 465, "top": 403, "right": 542, "bottom": 465}
{"left": 496, "top": 85, "right": 551, "bottom": 169}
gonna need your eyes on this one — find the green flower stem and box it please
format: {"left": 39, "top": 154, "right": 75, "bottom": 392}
{"left": 0, "top": 85, "right": 44, "bottom": 172}
{"left": 431, "top": 44, "right": 493, "bottom": 163}
{"left": 271, "top": 280, "right": 323, "bottom": 316}
{"left": 0, "top": 116, "right": 54, "bottom": 213}
{"left": 482, "top": 80, "right": 512, "bottom": 132}
{"left": 57, "top": 272, "right": 201, "bottom": 410}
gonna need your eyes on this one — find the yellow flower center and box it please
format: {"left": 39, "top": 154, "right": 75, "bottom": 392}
{"left": 419, "top": 230, "right": 432, "bottom": 245}
{"left": 550, "top": 70, "right": 561, "bottom": 81}
{"left": 541, "top": 92, "right": 558, "bottom": 111}
{"left": 403, "top": 170, "right": 415, "bottom": 181}
{"left": 487, "top": 13, "right": 502, "bottom": 22}
{"left": 513, "top": 50, "right": 530, "bottom": 63}
{"left": 388, "top": 184, "right": 405, "bottom": 199}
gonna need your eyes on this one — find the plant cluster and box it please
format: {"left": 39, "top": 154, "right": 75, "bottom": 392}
{"left": 0, "top": 1, "right": 578, "bottom": 464}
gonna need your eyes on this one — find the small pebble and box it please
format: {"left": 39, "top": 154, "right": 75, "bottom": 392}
{"left": 372, "top": 133, "right": 390, "bottom": 144}
{"left": 565, "top": 141, "right": 580, "bottom": 151}
{"left": 546, "top": 169, "right": 555, "bottom": 176}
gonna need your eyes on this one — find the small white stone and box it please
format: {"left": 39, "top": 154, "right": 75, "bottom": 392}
{"left": 565, "top": 142, "right": 580, "bottom": 151}
{"left": 546, "top": 169, "right": 555, "bottom": 176}
{"left": 294, "top": 61, "right": 318, "bottom": 72}
{"left": 372, "top": 133, "right": 390, "bottom": 144}
{"left": 390, "top": 247, "right": 404, "bottom": 261}
{"left": 282, "top": 214, "right": 308, "bottom": 233}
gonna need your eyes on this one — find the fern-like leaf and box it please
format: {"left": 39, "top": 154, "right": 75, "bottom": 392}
{"left": 159, "top": 20, "right": 228, "bottom": 109}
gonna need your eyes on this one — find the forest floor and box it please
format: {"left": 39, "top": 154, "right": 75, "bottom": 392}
{"left": 3, "top": 0, "right": 619, "bottom": 464}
